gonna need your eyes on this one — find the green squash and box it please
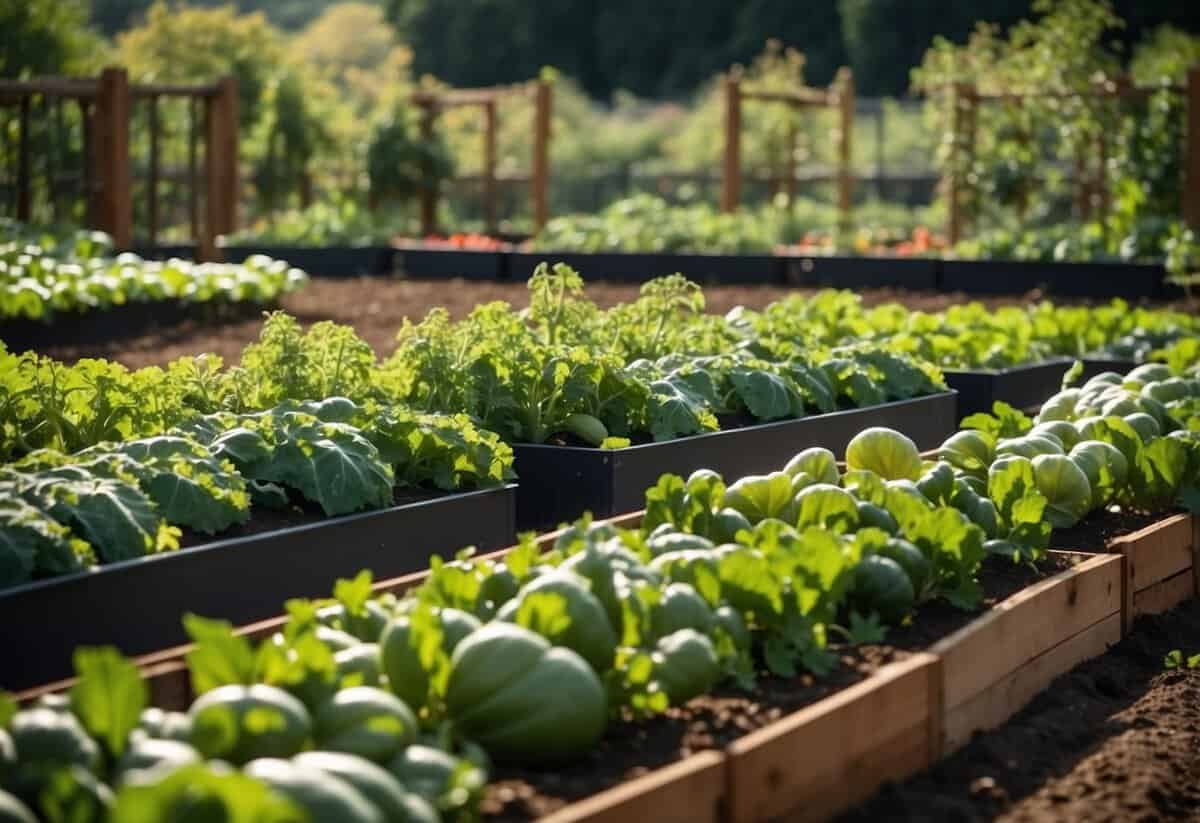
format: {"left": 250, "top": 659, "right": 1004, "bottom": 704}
{"left": 876, "top": 538, "right": 931, "bottom": 598}
{"left": 652, "top": 629, "right": 721, "bottom": 705}
{"left": 444, "top": 623, "right": 607, "bottom": 765}
{"left": 8, "top": 708, "right": 101, "bottom": 774}
{"left": 313, "top": 687, "right": 418, "bottom": 763}
{"left": 849, "top": 556, "right": 915, "bottom": 625}
{"left": 335, "top": 644, "right": 383, "bottom": 687}
{"left": 188, "top": 684, "right": 311, "bottom": 765}
{"left": 294, "top": 751, "right": 437, "bottom": 823}
{"left": 438, "top": 608, "right": 482, "bottom": 653}
{"left": 0, "top": 789, "right": 35, "bottom": 823}
{"left": 379, "top": 616, "right": 432, "bottom": 713}
{"left": 136, "top": 707, "right": 193, "bottom": 743}
{"left": 244, "top": 758, "right": 382, "bottom": 823}
{"left": 114, "top": 736, "right": 200, "bottom": 785}
{"left": 387, "top": 744, "right": 460, "bottom": 802}
{"left": 651, "top": 583, "right": 714, "bottom": 639}
{"left": 495, "top": 572, "right": 617, "bottom": 673}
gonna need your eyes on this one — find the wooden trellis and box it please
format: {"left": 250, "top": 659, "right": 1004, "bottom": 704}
{"left": 940, "top": 67, "right": 1200, "bottom": 245}
{"left": 411, "top": 78, "right": 552, "bottom": 236}
{"left": 722, "top": 67, "right": 855, "bottom": 228}
{"left": 0, "top": 67, "right": 238, "bottom": 258}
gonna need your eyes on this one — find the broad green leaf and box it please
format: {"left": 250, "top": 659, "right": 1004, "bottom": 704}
{"left": 69, "top": 647, "right": 147, "bottom": 757}
{"left": 183, "top": 614, "right": 257, "bottom": 695}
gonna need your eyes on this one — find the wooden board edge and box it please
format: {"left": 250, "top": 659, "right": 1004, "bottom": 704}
{"left": 540, "top": 750, "right": 726, "bottom": 823}
{"left": 941, "top": 611, "right": 1121, "bottom": 756}
{"left": 1132, "top": 567, "right": 1197, "bottom": 620}
{"left": 724, "top": 653, "right": 938, "bottom": 823}
{"left": 16, "top": 511, "right": 649, "bottom": 705}
{"left": 1112, "top": 513, "right": 1195, "bottom": 595}
{"left": 930, "top": 554, "right": 1122, "bottom": 710}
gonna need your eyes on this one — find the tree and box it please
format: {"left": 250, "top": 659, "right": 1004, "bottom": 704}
{"left": 0, "top": 0, "right": 103, "bottom": 77}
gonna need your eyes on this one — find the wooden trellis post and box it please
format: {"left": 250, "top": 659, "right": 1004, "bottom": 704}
{"left": 417, "top": 100, "right": 437, "bottom": 235}
{"left": 721, "top": 74, "right": 742, "bottom": 213}
{"left": 95, "top": 67, "right": 132, "bottom": 249}
{"left": 483, "top": 98, "right": 497, "bottom": 234}
{"left": 835, "top": 67, "right": 855, "bottom": 233}
{"left": 946, "top": 82, "right": 975, "bottom": 248}
{"left": 532, "top": 79, "right": 552, "bottom": 231}
{"left": 1186, "top": 66, "right": 1200, "bottom": 231}
{"left": 204, "top": 76, "right": 238, "bottom": 259}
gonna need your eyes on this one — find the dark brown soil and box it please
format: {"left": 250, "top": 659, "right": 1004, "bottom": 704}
{"left": 481, "top": 552, "right": 1079, "bottom": 821}
{"left": 177, "top": 486, "right": 441, "bottom": 548}
{"left": 24, "top": 277, "right": 1185, "bottom": 369}
{"left": 1049, "top": 507, "right": 1186, "bottom": 553}
{"left": 839, "top": 598, "right": 1200, "bottom": 823}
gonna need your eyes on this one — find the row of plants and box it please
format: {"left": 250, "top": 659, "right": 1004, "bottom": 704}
{"left": 3, "top": 351, "right": 1197, "bottom": 821}
{"left": 735, "top": 289, "right": 1199, "bottom": 369}
{"left": 1, "top": 222, "right": 308, "bottom": 322}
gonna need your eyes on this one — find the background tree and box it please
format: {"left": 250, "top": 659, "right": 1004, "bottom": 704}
{"left": 0, "top": 0, "right": 103, "bottom": 78}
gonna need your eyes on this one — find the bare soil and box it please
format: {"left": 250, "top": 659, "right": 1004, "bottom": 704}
{"left": 21, "top": 277, "right": 1185, "bottom": 369}
{"left": 840, "top": 598, "right": 1200, "bottom": 823}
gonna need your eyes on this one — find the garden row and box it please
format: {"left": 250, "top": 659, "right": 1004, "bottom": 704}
{"left": 215, "top": 242, "right": 1177, "bottom": 300}
{"left": 4, "top": 359, "right": 1198, "bottom": 821}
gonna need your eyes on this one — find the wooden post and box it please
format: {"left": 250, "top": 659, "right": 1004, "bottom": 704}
{"left": 1185, "top": 66, "right": 1200, "bottom": 231}
{"left": 80, "top": 99, "right": 96, "bottom": 226}
{"left": 721, "top": 74, "right": 741, "bottom": 212}
{"left": 148, "top": 95, "right": 160, "bottom": 245}
{"left": 946, "top": 83, "right": 970, "bottom": 247}
{"left": 204, "top": 76, "right": 238, "bottom": 259}
{"left": 188, "top": 97, "right": 199, "bottom": 242}
{"left": 835, "top": 67, "right": 855, "bottom": 234}
{"left": 96, "top": 67, "right": 132, "bottom": 248}
{"left": 418, "top": 100, "right": 437, "bottom": 236}
{"left": 483, "top": 98, "right": 497, "bottom": 234}
{"left": 17, "top": 95, "right": 30, "bottom": 222}
{"left": 531, "top": 79, "right": 551, "bottom": 231}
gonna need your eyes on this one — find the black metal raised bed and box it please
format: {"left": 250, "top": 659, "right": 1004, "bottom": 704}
{"left": 508, "top": 251, "right": 779, "bottom": 284}
{"left": 219, "top": 245, "right": 394, "bottom": 277}
{"left": 511, "top": 392, "right": 957, "bottom": 531}
{"left": 0, "top": 299, "right": 267, "bottom": 353}
{"left": 938, "top": 259, "right": 1166, "bottom": 299}
{"left": 392, "top": 246, "right": 507, "bottom": 281}
{"left": 778, "top": 255, "right": 939, "bottom": 291}
{"left": 128, "top": 244, "right": 199, "bottom": 260}
{"left": 0, "top": 485, "right": 516, "bottom": 691}
{"left": 943, "top": 359, "right": 1076, "bottom": 418}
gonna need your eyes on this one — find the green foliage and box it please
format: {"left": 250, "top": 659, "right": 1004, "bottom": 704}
{"left": 0, "top": 0, "right": 102, "bottom": 78}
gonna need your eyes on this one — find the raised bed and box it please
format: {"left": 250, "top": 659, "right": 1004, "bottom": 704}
{"left": 17, "top": 511, "right": 1136, "bottom": 823}
{"left": 508, "top": 251, "right": 779, "bottom": 285}
{"left": 128, "top": 243, "right": 199, "bottom": 260}
{"left": 392, "top": 245, "right": 508, "bottom": 281}
{"left": 938, "top": 259, "right": 1166, "bottom": 299}
{"left": 219, "top": 245, "right": 394, "bottom": 277}
{"left": 512, "top": 392, "right": 958, "bottom": 530}
{"left": 778, "top": 254, "right": 939, "bottom": 291}
{"left": 0, "top": 299, "right": 265, "bottom": 353}
{"left": 931, "top": 553, "right": 1123, "bottom": 755}
{"left": 0, "top": 485, "right": 516, "bottom": 692}
{"left": 943, "top": 358, "right": 1075, "bottom": 418}
{"left": 1106, "top": 513, "right": 1197, "bottom": 632}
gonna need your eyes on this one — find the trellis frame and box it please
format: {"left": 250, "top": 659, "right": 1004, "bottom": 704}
{"left": 721, "top": 67, "right": 855, "bottom": 229}
{"left": 0, "top": 67, "right": 238, "bottom": 258}
{"left": 411, "top": 77, "right": 552, "bottom": 236}
{"left": 939, "top": 67, "right": 1200, "bottom": 246}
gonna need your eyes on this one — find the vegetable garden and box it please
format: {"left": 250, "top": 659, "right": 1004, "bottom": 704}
{"left": 3, "top": 1, "right": 1200, "bottom": 821}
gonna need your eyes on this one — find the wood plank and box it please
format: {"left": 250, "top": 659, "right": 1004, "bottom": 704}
{"left": 724, "top": 653, "right": 938, "bottom": 823}
{"left": 931, "top": 554, "right": 1121, "bottom": 712}
{"left": 542, "top": 751, "right": 725, "bottom": 823}
{"left": 1132, "top": 569, "right": 1196, "bottom": 620}
{"left": 942, "top": 611, "right": 1121, "bottom": 755}
{"left": 1109, "top": 513, "right": 1193, "bottom": 594}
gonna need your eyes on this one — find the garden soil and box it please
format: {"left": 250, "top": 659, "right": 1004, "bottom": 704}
{"left": 840, "top": 598, "right": 1200, "bottom": 823}
{"left": 28, "top": 278, "right": 1167, "bottom": 368}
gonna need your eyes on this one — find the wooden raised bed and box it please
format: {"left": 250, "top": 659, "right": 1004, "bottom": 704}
{"left": 1107, "top": 513, "right": 1197, "bottom": 632}
{"left": 930, "top": 552, "right": 1123, "bottom": 756}
{"left": 18, "top": 512, "right": 1151, "bottom": 823}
